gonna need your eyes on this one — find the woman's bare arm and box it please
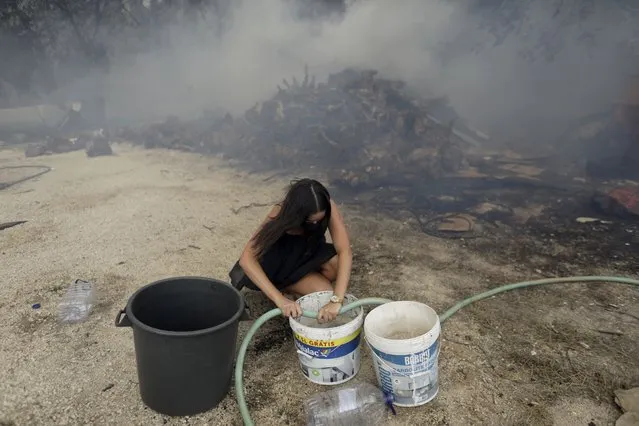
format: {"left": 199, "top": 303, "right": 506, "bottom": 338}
{"left": 238, "top": 205, "right": 287, "bottom": 305}
{"left": 328, "top": 199, "right": 352, "bottom": 299}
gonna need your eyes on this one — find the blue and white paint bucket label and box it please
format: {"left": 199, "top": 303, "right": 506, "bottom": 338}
{"left": 370, "top": 338, "right": 439, "bottom": 406}
{"left": 364, "top": 301, "right": 441, "bottom": 407}
{"left": 289, "top": 291, "right": 364, "bottom": 385}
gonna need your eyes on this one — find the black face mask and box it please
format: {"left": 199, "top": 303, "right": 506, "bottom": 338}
{"left": 302, "top": 220, "right": 323, "bottom": 234}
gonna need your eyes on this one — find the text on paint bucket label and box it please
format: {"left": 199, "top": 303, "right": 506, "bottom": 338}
{"left": 289, "top": 291, "right": 364, "bottom": 386}
{"left": 370, "top": 338, "right": 439, "bottom": 405}
{"left": 372, "top": 339, "right": 438, "bottom": 370}
{"left": 294, "top": 329, "right": 361, "bottom": 359}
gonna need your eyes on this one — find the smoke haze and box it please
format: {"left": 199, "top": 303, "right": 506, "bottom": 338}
{"left": 20, "top": 0, "right": 639, "bottom": 142}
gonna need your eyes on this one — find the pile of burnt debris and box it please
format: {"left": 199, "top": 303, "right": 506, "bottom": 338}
{"left": 114, "top": 68, "right": 639, "bottom": 240}
{"left": 22, "top": 130, "right": 113, "bottom": 158}
{"left": 7, "top": 67, "right": 634, "bottom": 248}
{"left": 118, "top": 68, "right": 478, "bottom": 189}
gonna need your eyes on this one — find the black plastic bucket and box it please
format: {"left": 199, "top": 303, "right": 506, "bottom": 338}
{"left": 115, "top": 276, "right": 245, "bottom": 416}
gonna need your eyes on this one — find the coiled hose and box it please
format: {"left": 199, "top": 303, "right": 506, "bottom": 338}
{"left": 235, "top": 276, "right": 639, "bottom": 426}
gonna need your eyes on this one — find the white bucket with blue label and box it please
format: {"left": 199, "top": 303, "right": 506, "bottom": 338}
{"left": 364, "top": 301, "right": 440, "bottom": 407}
{"left": 289, "top": 291, "right": 364, "bottom": 385}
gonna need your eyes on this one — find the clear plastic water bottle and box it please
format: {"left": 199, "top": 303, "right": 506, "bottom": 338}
{"left": 305, "top": 382, "right": 395, "bottom": 426}
{"left": 58, "top": 279, "right": 95, "bottom": 323}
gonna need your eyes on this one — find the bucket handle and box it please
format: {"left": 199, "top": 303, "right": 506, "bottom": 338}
{"left": 114, "top": 306, "right": 249, "bottom": 326}
{"left": 364, "top": 338, "right": 441, "bottom": 378}
{"left": 115, "top": 309, "right": 132, "bottom": 327}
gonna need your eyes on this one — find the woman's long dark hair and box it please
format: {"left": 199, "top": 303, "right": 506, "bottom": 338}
{"left": 252, "top": 178, "right": 331, "bottom": 258}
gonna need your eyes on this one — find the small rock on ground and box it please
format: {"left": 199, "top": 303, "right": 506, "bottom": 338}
{"left": 615, "top": 388, "right": 639, "bottom": 413}
{"left": 616, "top": 412, "right": 639, "bottom": 426}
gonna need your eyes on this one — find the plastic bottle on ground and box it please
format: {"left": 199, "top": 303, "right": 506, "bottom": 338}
{"left": 304, "top": 381, "right": 394, "bottom": 426}
{"left": 58, "top": 279, "right": 95, "bottom": 323}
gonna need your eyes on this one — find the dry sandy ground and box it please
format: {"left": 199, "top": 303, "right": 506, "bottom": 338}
{"left": 0, "top": 144, "right": 638, "bottom": 426}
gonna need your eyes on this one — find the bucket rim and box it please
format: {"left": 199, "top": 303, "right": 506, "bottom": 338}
{"left": 364, "top": 300, "right": 440, "bottom": 351}
{"left": 289, "top": 291, "right": 363, "bottom": 334}
{"left": 124, "top": 276, "right": 245, "bottom": 337}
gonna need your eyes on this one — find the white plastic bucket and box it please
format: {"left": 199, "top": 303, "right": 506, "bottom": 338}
{"left": 289, "top": 291, "right": 364, "bottom": 385}
{"left": 364, "top": 301, "right": 440, "bottom": 407}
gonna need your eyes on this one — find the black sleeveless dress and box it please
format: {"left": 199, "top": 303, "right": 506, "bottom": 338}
{"left": 229, "top": 225, "right": 337, "bottom": 291}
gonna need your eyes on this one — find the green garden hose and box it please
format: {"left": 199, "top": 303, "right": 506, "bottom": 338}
{"left": 235, "top": 276, "right": 639, "bottom": 426}
{"left": 234, "top": 297, "right": 391, "bottom": 425}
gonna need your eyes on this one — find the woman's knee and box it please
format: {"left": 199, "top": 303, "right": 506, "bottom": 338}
{"left": 320, "top": 255, "right": 339, "bottom": 282}
{"left": 287, "top": 272, "right": 332, "bottom": 296}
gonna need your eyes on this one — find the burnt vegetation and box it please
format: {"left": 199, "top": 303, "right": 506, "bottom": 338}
{"left": 2, "top": 1, "right": 638, "bottom": 272}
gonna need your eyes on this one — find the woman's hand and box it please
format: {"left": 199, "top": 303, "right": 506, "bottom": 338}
{"left": 276, "top": 295, "right": 302, "bottom": 318}
{"left": 318, "top": 302, "right": 342, "bottom": 323}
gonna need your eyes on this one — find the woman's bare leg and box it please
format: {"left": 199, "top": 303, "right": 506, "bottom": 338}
{"left": 282, "top": 256, "right": 339, "bottom": 300}
{"left": 319, "top": 255, "right": 339, "bottom": 282}
{"left": 284, "top": 272, "right": 333, "bottom": 298}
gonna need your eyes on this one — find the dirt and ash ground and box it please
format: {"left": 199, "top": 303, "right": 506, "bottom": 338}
{"left": 0, "top": 144, "right": 638, "bottom": 426}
